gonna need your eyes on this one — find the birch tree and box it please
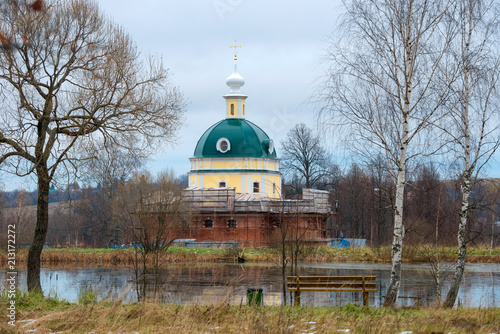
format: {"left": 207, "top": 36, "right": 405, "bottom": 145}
{"left": 0, "top": 0, "right": 184, "bottom": 292}
{"left": 442, "top": 0, "right": 500, "bottom": 308}
{"left": 319, "top": 0, "right": 454, "bottom": 306}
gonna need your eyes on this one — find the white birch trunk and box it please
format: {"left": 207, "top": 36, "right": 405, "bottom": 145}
{"left": 444, "top": 1, "right": 472, "bottom": 308}
{"left": 444, "top": 75, "right": 471, "bottom": 308}
{"left": 383, "top": 113, "right": 409, "bottom": 307}
{"left": 443, "top": 174, "right": 470, "bottom": 308}
{"left": 383, "top": 0, "right": 413, "bottom": 307}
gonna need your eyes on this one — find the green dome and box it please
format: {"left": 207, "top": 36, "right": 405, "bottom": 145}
{"left": 193, "top": 119, "right": 278, "bottom": 158}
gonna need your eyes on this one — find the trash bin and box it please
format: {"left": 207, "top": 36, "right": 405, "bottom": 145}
{"left": 247, "top": 288, "right": 263, "bottom": 306}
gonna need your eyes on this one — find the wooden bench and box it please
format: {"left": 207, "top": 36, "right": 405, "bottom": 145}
{"left": 287, "top": 276, "right": 377, "bottom": 307}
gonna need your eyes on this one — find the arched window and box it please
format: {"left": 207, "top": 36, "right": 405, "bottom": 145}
{"left": 253, "top": 181, "right": 260, "bottom": 194}
{"left": 227, "top": 219, "right": 237, "bottom": 228}
{"left": 230, "top": 104, "right": 235, "bottom": 115}
{"left": 218, "top": 181, "right": 227, "bottom": 188}
{"left": 204, "top": 219, "right": 213, "bottom": 228}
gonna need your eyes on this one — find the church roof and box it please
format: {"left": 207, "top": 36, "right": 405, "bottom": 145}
{"left": 193, "top": 118, "right": 277, "bottom": 158}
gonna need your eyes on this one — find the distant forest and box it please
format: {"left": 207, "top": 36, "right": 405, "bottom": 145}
{"left": 1, "top": 163, "right": 498, "bottom": 249}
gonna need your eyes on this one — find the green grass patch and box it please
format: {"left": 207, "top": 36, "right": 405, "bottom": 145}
{"left": 166, "top": 246, "right": 227, "bottom": 255}
{"left": 0, "top": 289, "right": 72, "bottom": 312}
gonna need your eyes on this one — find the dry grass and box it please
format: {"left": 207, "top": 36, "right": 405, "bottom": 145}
{"left": 0, "top": 248, "right": 225, "bottom": 267}
{"left": 1, "top": 300, "right": 499, "bottom": 334}
{"left": 1, "top": 245, "right": 499, "bottom": 267}
{"left": 301, "top": 246, "right": 500, "bottom": 264}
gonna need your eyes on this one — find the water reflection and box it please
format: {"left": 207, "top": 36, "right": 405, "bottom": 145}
{"left": 2, "top": 262, "right": 499, "bottom": 308}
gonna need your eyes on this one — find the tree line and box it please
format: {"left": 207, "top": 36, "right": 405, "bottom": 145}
{"left": 2, "top": 160, "right": 498, "bottom": 251}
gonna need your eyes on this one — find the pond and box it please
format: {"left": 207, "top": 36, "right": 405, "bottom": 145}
{"left": 2, "top": 262, "right": 499, "bottom": 307}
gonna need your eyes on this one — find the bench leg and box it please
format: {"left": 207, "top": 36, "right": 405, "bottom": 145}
{"left": 294, "top": 291, "right": 301, "bottom": 306}
{"left": 363, "top": 291, "right": 368, "bottom": 307}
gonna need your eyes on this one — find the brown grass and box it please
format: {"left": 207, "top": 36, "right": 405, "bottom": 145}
{"left": 1, "top": 302, "right": 499, "bottom": 334}
{"left": 0, "top": 248, "right": 224, "bottom": 267}
{"left": 1, "top": 245, "right": 499, "bottom": 267}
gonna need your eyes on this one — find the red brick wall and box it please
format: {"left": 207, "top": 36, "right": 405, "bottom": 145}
{"left": 186, "top": 213, "right": 327, "bottom": 247}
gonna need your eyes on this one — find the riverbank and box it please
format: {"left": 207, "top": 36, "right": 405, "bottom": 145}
{"left": 1, "top": 246, "right": 499, "bottom": 266}
{"left": 1, "top": 294, "right": 499, "bottom": 334}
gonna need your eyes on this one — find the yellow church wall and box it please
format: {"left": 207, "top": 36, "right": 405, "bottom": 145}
{"left": 190, "top": 171, "right": 281, "bottom": 198}
{"left": 211, "top": 161, "right": 235, "bottom": 169}
{"left": 227, "top": 174, "right": 243, "bottom": 193}
{"left": 189, "top": 156, "right": 281, "bottom": 198}
{"left": 188, "top": 174, "right": 198, "bottom": 187}
{"left": 200, "top": 173, "right": 243, "bottom": 193}
{"left": 190, "top": 158, "right": 279, "bottom": 173}
{"left": 201, "top": 174, "right": 217, "bottom": 188}
{"left": 268, "top": 174, "right": 282, "bottom": 198}
{"left": 227, "top": 99, "right": 238, "bottom": 118}
{"left": 251, "top": 174, "right": 262, "bottom": 195}
{"left": 251, "top": 174, "right": 262, "bottom": 181}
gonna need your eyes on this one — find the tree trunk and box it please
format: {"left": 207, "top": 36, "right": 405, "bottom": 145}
{"left": 444, "top": 9, "right": 472, "bottom": 307}
{"left": 443, "top": 176, "right": 470, "bottom": 308}
{"left": 27, "top": 168, "right": 50, "bottom": 293}
{"left": 384, "top": 0, "right": 414, "bottom": 307}
{"left": 383, "top": 147, "right": 407, "bottom": 307}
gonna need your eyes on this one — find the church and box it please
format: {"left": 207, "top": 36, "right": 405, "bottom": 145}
{"left": 182, "top": 49, "right": 332, "bottom": 246}
{"left": 187, "top": 51, "right": 281, "bottom": 198}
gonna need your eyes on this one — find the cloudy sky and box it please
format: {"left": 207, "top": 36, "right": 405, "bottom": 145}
{"left": 3, "top": 0, "right": 346, "bottom": 191}
{"left": 95, "top": 0, "right": 344, "bottom": 181}
{"left": 5, "top": 0, "right": 499, "bottom": 191}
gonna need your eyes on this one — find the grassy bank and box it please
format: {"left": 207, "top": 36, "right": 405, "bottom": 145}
{"left": 0, "top": 293, "right": 499, "bottom": 334}
{"left": 0, "top": 247, "right": 229, "bottom": 266}
{"left": 1, "top": 245, "right": 499, "bottom": 266}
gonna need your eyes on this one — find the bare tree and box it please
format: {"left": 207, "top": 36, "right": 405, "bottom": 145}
{"left": 74, "top": 145, "right": 144, "bottom": 247}
{"left": 114, "top": 171, "right": 186, "bottom": 301}
{"left": 319, "top": 0, "right": 454, "bottom": 306}
{"left": 366, "top": 155, "right": 395, "bottom": 247}
{"left": 0, "top": 0, "right": 184, "bottom": 292}
{"left": 267, "top": 199, "right": 311, "bottom": 305}
{"left": 337, "top": 164, "right": 372, "bottom": 239}
{"left": 439, "top": 0, "right": 500, "bottom": 308}
{"left": 280, "top": 123, "right": 331, "bottom": 190}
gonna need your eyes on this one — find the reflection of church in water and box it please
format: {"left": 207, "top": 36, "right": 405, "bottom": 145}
{"left": 182, "top": 48, "right": 332, "bottom": 246}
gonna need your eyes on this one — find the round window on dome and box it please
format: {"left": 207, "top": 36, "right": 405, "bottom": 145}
{"left": 216, "top": 137, "right": 231, "bottom": 153}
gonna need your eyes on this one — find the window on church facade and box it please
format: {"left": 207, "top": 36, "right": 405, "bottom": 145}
{"left": 219, "top": 181, "right": 226, "bottom": 188}
{"left": 230, "top": 104, "right": 234, "bottom": 115}
{"left": 253, "top": 181, "right": 260, "bottom": 194}
{"left": 220, "top": 141, "right": 228, "bottom": 151}
{"left": 227, "top": 219, "right": 237, "bottom": 228}
{"left": 216, "top": 137, "right": 231, "bottom": 153}
{"left": 204, "top": 219, "right": 213, "bottom": 228}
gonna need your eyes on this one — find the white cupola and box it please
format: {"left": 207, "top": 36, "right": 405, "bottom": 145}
{"left": 223, "top": 41, "right": 247, "bottom": 119}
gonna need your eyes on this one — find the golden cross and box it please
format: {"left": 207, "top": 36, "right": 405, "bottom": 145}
{"left": 229, "top": 40, "right": 242, "bottom": 63}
